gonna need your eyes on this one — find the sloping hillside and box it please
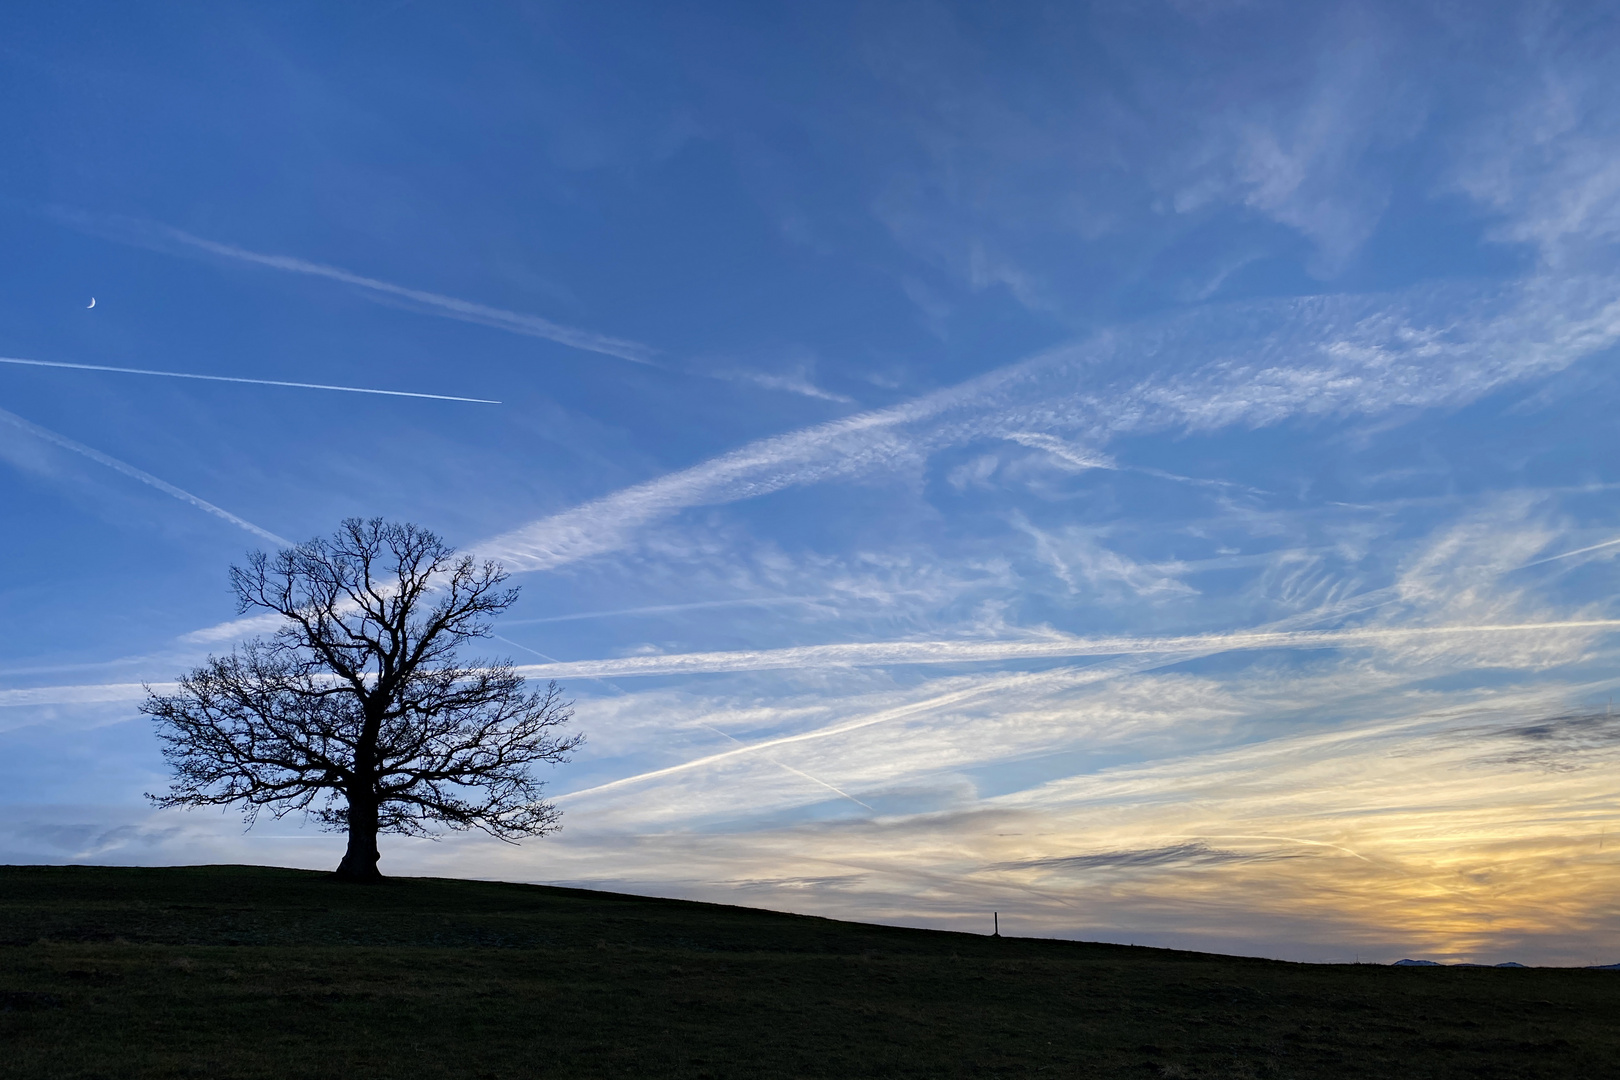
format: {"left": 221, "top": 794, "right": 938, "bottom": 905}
{"left": 1, "top": 865, "right": 1615, "bottom": 1078}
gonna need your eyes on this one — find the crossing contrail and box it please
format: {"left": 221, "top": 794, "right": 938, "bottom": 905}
{"left": 0, "top": 355, "right": 500, "bottom": 404}
{"left": 0, "top": 405, "right": 290, "bottom": 545}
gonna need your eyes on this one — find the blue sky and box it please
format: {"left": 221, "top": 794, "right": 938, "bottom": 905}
{"left": 4, "top": 1, "right": 1620, "bottom": 964}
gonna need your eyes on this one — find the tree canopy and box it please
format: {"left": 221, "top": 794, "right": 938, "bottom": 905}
{"left": 144, "top": 518, "right": 582, "bottom": 880}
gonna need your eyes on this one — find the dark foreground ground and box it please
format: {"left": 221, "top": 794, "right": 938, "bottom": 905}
{"left": 0, "top": 866, "right": 1615, "bottom": 1079}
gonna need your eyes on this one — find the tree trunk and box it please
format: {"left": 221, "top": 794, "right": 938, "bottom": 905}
{"left": 335, "top": 793, "right": 382, "bottom": 882}
{"left": 336, "top": 709, "right": 385, "bottom": 882}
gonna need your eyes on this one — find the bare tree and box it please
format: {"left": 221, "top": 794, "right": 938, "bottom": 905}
{"left": 143, "top": 518, "right": 582, "bottom": 881}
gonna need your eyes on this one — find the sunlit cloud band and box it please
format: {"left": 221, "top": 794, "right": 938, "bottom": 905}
{"left": 512, "top": 620, "right": 1620, "bottom": 679}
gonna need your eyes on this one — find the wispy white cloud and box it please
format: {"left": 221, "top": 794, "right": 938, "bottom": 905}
{"left": 1011, "top": 515, "right": 1195, "bottom": 598}
{"left": 178, "top": 613, "right": 286, "bottom": 645}
{"left": 502, "top": 595, "right": 828, "bottom": 625}
{"left": 525, "top": 501, "right": 1620, "bottom": 838}
{"left": 712, "top": 363, "right": 854, "bottom": 403}
{"left": 1000, "top": 431, "right": 1114, "bottom": 471}
{"left": 1446, "top": 39, "right": 1620, "bottom": 264}
{"left": 0, "top": 405, "right": 289, "bottom": 546}
{"left": 1003, "top": 431, "right": 1266, "bottom": 495}
{"left": 479, "top": 271, "right": 1620, "bottom": 572}
{"left": 1172, "top": 8, "right": 1423, "bottom": 276}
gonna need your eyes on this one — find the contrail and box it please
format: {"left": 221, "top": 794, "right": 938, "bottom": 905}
{"left": 91, "top": 215, "right": 657, "bottom": 366}
{"left": 695, "top": 721, "right": 874, "bottom": 811}
{"left": 1517, "top": 535, "right": 1620, "bottom": 569}
{"left": 512, "top": 619, "right": 1620, "bottom": 680}
{"left": 0, "top": 406, "right": 290, "bottom": 545}
{"left": 0, "top": 356, "right": 499, "bottom": 404}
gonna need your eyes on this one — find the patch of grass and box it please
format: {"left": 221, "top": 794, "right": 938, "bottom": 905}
{"left": 0, "top": 864, "right": 1615, "bottom": 1077}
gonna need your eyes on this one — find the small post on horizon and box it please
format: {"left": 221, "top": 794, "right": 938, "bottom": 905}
{"left": 993, "top": 912, "right": 1000, "bottom": 937}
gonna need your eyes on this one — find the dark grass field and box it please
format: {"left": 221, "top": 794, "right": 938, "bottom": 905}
{"left": 1, "top": 865, "right": 1616, "bottom": 1078}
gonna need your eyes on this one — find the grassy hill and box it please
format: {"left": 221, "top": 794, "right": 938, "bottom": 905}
{"left": 0, "top": 865, "right": 1615, "bottom": 1078}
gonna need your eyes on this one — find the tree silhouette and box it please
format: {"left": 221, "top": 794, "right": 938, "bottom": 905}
{"left": 144, "top": 518, "right": 582, "bottom": 881}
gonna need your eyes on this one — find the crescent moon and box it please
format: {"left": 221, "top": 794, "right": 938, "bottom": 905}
{"left": 87, "top": 298, "right": 96, "bottom": 309}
